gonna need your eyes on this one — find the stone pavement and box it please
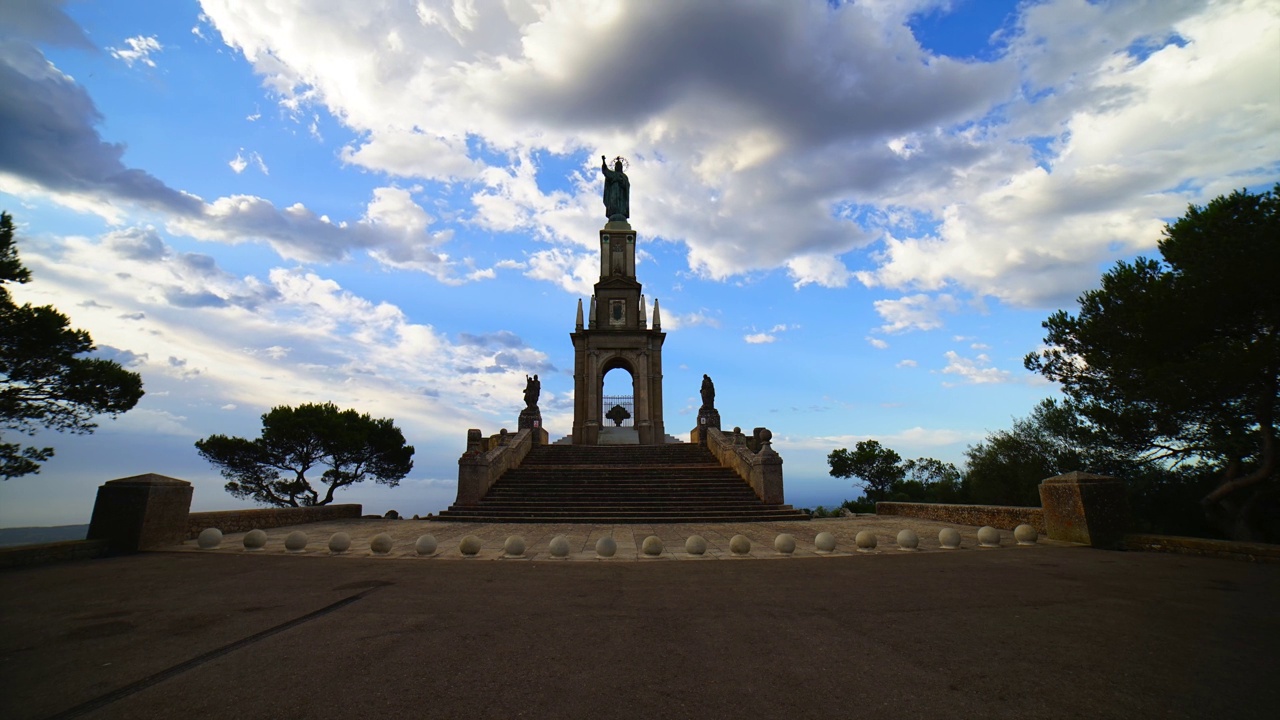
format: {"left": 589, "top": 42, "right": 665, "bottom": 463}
{"left": 4, "top": 518, "right": 1279, "bottom": 720}
{"left": 177, "top": 515, "right": 1070, "bottom": 560}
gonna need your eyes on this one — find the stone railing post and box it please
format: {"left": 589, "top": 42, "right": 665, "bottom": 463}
{"left": 1038, "top": 471, "right": 1129, "bottom": 548}
{"left": 749, "top": 429, "right": 784, "bottom": 504}
{"left": 87, "top": 473, "right": 193, "bottom": 552}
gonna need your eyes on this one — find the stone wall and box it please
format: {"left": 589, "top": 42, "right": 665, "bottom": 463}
{"left": 0, "top": 539, "right": 111, "bottom": 570}
{"left": 877, "top": 502, "right": 1045, "bottom": 533}
{"left": 186, "top": 504, "right": 362, "bottom": 539}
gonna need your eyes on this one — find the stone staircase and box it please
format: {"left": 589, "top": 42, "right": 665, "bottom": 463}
{"left": 438, "top": 443, "right": 809, "bottom": 523}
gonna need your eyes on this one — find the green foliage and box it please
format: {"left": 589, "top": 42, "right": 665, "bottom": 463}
{"left": 828, "top": 440, "right": 904, "bottom": 502}
{"left": 196, "top": 402, "right": 415, "bottom": 507}
{"left": 1026, "top": 185, "right": 1280, "bottom": 540}
{"left": 963, "top": 399, "right": 1086, "bottom": 507}
{"left": 0, "top": 212, "right": 144, "bottom": 479}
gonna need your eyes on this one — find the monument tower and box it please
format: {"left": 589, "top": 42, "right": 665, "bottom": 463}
{"left": 569, "top": 156, "right": 667, "bottom": 445}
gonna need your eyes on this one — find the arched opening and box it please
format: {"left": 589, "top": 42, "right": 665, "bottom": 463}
{"left": 599, "top": 359, "right": 638, "bottom": 444}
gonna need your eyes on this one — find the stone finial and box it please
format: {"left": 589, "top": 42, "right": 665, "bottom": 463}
{"left": 685, "top": 535, "right": 708, "bottom": 555}
{"left": 503, "top": 535, "right": 526, "bottom": 557}
{"left": 640, "top": 294, "right": 647, "bottom": 327}
{"left": 466, "top": 428, "right": 483, "bottom": 455}
{"left": 576, "top": 298, "right": 584, "bottom": 331}
{"left": 896, "top": 529, "right": 919, "bottom": 551}
{"left": 1014, "top": 524, "right": 1039, "bottom": 545}
{"left": 855, "top": 530, "right": 878, "bottom": 552}
{"left": 977, "top": 526, "right": 1001, "bottom": 547}
{"left": 730, "top": 534, "right": 752, "bottom": 555}
{"left": 774, "top": 534, "right": 796, "bottom": 554}
{"left": 814, "top": 531, "right": 837, "bottom": 553}
{"left": 329, "top": 532, "right": 351, "bottom": 554}
{"left": 642, "top": 535, "right": 664, "bottom": 556}
{"left": 939, "top": 527, "right": 961, "bottom": 549}
{"left": 596, "top": 536, "right": 617, "bottom": 557}
{"left": 243, "top": 529, "right": 267, "bottom": 551}
{"left": 459, "top": 535, "right": 483, "bottom": 556}
{"left": 549, "top": 535, "right": 571, "bottom": 557}
{"left": 370, "top": 533, "right": 393, "bottom": 555}
{"left": 415, "top": 534, "right": 438, "bottom": 555}
{"left": 197, "top": 528, "right": 222, "bottom": 549}
{"left": 589, "top": 295, "right": 597, "bottom": 329}
{"left": 653, "top": 298, "right": 661, "bottom": 330}
{"left": 285, "top": 531, "right": 308, "bottom": 553}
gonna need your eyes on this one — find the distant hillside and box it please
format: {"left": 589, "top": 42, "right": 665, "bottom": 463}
{"left": 0, "top": 525, "right": 90, "bottom": 548}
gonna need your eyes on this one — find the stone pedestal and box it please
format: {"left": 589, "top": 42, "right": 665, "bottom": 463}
{"left": 693, "top": 408, "right": 721, "bottom": 445}
{"left": 1038, "top": 471, "right": 1129, "bottom": 548}
{"left": 518, "top": 406, "right": 544, "bottom": 444}
{"left": 87, "top": 474, "right": 193, "bottom": 552}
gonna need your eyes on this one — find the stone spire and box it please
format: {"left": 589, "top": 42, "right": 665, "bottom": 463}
{"left": 653, "top": 298, "right": 661, "bottom": 331}
{"left": 576, "top": 298, "right": 584, "bottom": 331}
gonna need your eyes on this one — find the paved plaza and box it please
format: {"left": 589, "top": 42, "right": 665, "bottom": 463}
{"left": 3, "top": 516, "right": 1278, "bottom": 720}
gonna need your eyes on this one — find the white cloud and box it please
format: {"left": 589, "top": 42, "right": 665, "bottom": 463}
{"left": 108, "top": 35, "right": 163, "bottom": 68}
{"left": 896, "top": 359, "right": 918, "bottom": 368}
{"left": 229, "top": 149, "right": 269, "bottom": 175}
{"left": 940, "top": 350, "right": 1013, "bottom": 386}
{"left": 744, "top": 333, "right": 776, "bottom": 344}
{"left": 866, "top": 336, "right": 889, "bottom": 350}
{"left": 873, "top": 293, "right": 959, "bottom": 333}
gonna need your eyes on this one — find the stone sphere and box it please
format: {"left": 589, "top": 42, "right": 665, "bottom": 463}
{"left": 1014, "top": 524, "right": 1039, "bottom": 545}
{"left": 596, "top": 536, "right": 617, "bottom": 558}
{"left": 548, "top": 535, "right": 571, "bottom": 557}
{"left": 503, "top": 535, "right": 526, "bottom": 557}
{"left": 415, "top": 534, "right": 437, "bottom": 555}
{"left": 729, "top": 534, "right": 752, "bottom": 555}
{"left": 370, "top": 533, "right": 393, "bottom": 555}
{"left": 814, "top": 531, "right": 837, "bottom": 553}
{"left": 243, "top": 529, "right": 267, "bottom": 551}
{"left": 284, "top": 531, "right": 308, "bottom": 553}
{"left": 459, "top": 535, "right": 483, "bottom": 556}
{"left": 774, "top": 533, "right": 796, "bottom": 554}
{"left": 196, "top": 528, "right": 222, "bottom": 550}
{"left": 977, "top": 526, "right": 1001, "bottom": 547}
{"left": 641, "top": 535, "right": 664, "bottom": 556}
{"left": 939, "top": 527, "right": 962, "bottom": 549}
{"left": 896, "top": 529, "right": 919, "bottom": 550}
{"left": 855, "top": 530, "right": 878, "bottom": 551}
{"left": 328, "top": 532, "right": 351, "bottom": 554}
{"left": 685, "top": 535, "right": 708, "bottom": 555}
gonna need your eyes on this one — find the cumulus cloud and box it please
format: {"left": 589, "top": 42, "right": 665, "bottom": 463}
{"left": 108, "top": 35, "right": 163, "bottom": 68}
{"left": 940, "top": 350, "right": 1013, "bottom": 386}
{"left": 873, "top": 293, "right": 959, "bottom": 333}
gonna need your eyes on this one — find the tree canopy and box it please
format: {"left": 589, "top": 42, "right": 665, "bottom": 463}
{"left": 196, "top": 402, "right": 415, "bottom": 507}
{"left": 0, "top": 212, "right": 144, "bottom": 479}
{"left": 828, "top": 440, "right": 904, "bottom": 502}
{"left": 1025, "top": 185, "right": 1280, "bottom": 540}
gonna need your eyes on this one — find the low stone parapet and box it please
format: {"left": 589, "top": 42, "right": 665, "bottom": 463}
{"left": 186, "top": 504, "right": 363, "bottom": 539}
{"left": 876, "top": 502, "right": 1045, "bottom": 534}
{"left": 702, "top": 426, "right": 784, "bottom": 504}
{"left": 455, "top": 427, "right": 537, "bottom": 505}
{"left": 0, "top": 539, "right": 111, "bottom": 570}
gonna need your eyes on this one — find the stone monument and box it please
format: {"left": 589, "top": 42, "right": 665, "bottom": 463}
{"left": 569, "top": 155, "right": 666, "bottom": 444}
{"left": 518, "top": 373, "right": 543, "bottom": 436}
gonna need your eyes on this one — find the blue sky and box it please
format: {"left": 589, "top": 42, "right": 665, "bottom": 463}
{"left": 2, "top": 0, "right": 1277, "bottom": 525}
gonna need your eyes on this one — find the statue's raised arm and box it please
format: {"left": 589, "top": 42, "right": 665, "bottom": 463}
{"left": 601, "top": 155, "right": 630, "bottom": 222}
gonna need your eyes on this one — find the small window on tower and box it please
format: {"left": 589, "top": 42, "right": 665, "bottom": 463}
{"left": 609, "top": 299, "right": 625, "bottom": 326}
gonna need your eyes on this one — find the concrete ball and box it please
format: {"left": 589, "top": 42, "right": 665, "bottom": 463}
{"left": 548, "top": 535, "right": 571, "bottom": 557}
{"left": 243, "top": 529, "right": 267, "bottom": 550}
{"left": 939, "top": 528, "right": 962, "bottom": 549}
{"left": 685, "top": 535, "right": 708, "bottom": 555}
{"left": 503, "top": 535, "right": 526, "bottom": 557}
{"left": 459, "top": 535, "right": 483, "bottom": 556}
{"left": 814, "top": 531, "right": 837, "bottom": 553}
{"left": 729, "top": 534, "right": 752, "bottom": 555}
{"left": 370, "top": 533, "right": 393, "bottom": 555}
{"left": 284, "top": 531, "right": 308, "bottom": 553}
{"left": 896, "top": 529, "right": 919, "bottom": 550}
{"left": 978, "top": 526, "right": 1001, "bottom": 547}
{"left": 415, "top": 534, "right": 437, "bottom": 555}
{"left": 1014, "top": 524, "right": 1039, "bottom": 545}
{"left": 596, "top": 536, "right": 617, "bottom": 558}
{"left": 328, "top": 532, "right": 351, "bottom": 554}
{"left": 855, "top": 530, "right": 878, "bottom": 551}
{"left": 197, "top": 528, "right": 222, "bottom": 550}
{"left": 774, "top": 533, "right": 796, "bottom": 554}
{"left": 641, "top": 535, "right": 664, "bottom": 556}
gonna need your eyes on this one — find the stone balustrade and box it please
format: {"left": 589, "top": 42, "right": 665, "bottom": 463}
{"left": 702, "top": 426, "right": 784, "bottom": 504}
{"left": 455, "top": 427, "right": 537, "bottom": 506}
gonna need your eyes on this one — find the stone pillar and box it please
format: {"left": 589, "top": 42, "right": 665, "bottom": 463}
{"left": 1038, "top": 471, "right": 1129, "bottom": 548}
{"left": 87, "top": 474, "right": 193, "bottom": 552}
